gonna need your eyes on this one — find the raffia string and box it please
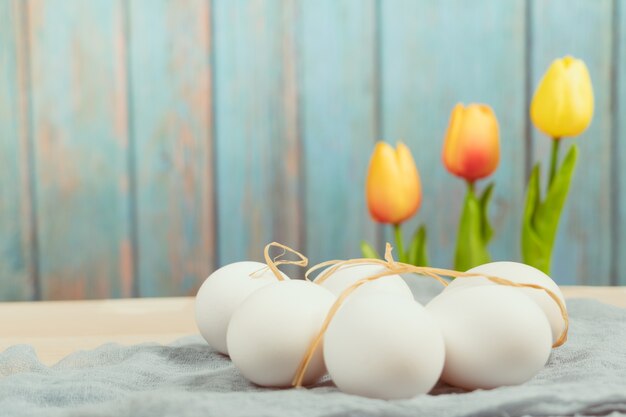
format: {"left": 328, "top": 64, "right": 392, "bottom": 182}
{"left": 256, "top": 242, "right": 308, "bottom": 281}
{"left": 292, "top": 242, "right": 569, "bottom": 388}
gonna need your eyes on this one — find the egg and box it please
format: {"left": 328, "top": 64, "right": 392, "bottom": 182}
{"left": 445, "top": 261, "right": 566, "bottom": 344}
{"left": 323, "top": 292, "right": 445, "bottom": 399}
{"left": 195, "top": 261, "right": 288, "bottom": 355}
{"left": 227, "top": 279, "right": 335, "bottom": 387}
{"left": 426, "top": 285, "right": 552, "bottom": 390}
{"left": 315, "top": 263, "right": 413, "bottom": 300}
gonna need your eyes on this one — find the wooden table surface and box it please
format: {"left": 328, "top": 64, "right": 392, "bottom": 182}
{"left": 1, "top": 286, "right": 625, "bottom": 366}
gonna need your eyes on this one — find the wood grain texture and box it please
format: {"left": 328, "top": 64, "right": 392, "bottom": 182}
{"left": 297, "top": 0, "right": 378, "bottom": 265}
{"left": 213, "top": 0, "right": 301, "bottom": 268}
{"left": 27, "top": 0, "right": 133, "bottom": 299}
{"left": 0, "top": 0, "right": 35, "bottom": 301}
{"left": 530, "top": 0, "right": 613, "bottom": 285}
{"left": 0, "top": 297, "right": 196, "bottom": 365}
{"left": 128, "top": 0, "right": 215, "bottom": 296}
{"left": 380, "top": 0, "right": 527, "bottom": 271}
{"left": 617, "top": 1, "right": 626, "bottom": 286}
{"left": 1, "top": 1, "right": 626, "bottom": 300}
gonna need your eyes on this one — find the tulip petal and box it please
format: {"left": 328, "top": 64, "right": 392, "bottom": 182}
{"left": 442, "top": 104, "right": 466, "bottom": 177}
{"left": 366, "top": 141, "right": 422, "bottom": 224}
{"left": 531, "top": 57, "right": 594, "bottom": 138}
{"left": 443, "top": 104, "right": 500, "bottom": 181}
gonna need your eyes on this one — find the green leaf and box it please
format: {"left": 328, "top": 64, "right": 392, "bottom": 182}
{"left": 360, "top": 240, "right": 380, "bottom": 259}
{"left": 479, "top": 182, "right": 495, "bottom": 244}
{"left": 521, "top": 164, "right": 550, "bottom": 272}
{"left": 407, "top": 225, "right": 429, "bottom": 266}
{"left": 454, "top": 186, "right": 491, "bottom": 271}
{"left": 521, "top": 145, "right": 578, "bottom": 274}
{"left": 535, "top": 145, "right": 578, "bottom": 242}
{"left": 523, "top": 164, "right": 542, "bottom": 233}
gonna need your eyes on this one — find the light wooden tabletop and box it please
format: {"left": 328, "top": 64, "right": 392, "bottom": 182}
{"left": 1, "top": 286, "right": 625, "bottom": 366}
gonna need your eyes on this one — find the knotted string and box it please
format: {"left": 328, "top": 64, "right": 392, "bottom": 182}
{"left": 250, "top": 242, "right": 309, "bottom": 281}
{"left": 292, "top": 242, "right": 569, "bottom": 388}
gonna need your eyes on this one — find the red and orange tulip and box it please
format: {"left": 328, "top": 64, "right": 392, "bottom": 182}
{"left": 442, "top": 103, "right": 500, "bottom": 271}
{"left": 442, "top": 104, "right": 500, "bottom": 182}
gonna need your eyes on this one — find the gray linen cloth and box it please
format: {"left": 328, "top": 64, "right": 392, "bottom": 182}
{"left": 1, "top": 281, "right": 626, "bottom": 417}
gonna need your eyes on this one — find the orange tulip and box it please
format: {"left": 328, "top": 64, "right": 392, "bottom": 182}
{"left": 366, "top": 141, "right": 422, "bottom": 224}
{"left": 442, "top": 103, "right": 500, "bottom": 182}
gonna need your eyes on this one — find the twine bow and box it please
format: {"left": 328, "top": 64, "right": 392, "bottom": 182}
{"left": 250, "top": 242, "right": 309, "bottom": 280}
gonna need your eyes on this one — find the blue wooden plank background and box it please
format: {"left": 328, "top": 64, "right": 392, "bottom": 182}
{"left": 213, "top": 0, "right": 302, "bottom": 269}
{"left": 128, "top": 0, "right": 215, "bottom": 297}
{"left": 0, "top": 0, "right": 35, "bottom": 301}
{"left": 27, "top": 0, "right": 134, "bottom": 299}
{"left": 0, "top": 0, "right": 624, "bottom": 300}
{"left": 618, "top": 0, "right": 626, "bottom": 286}
{"left": 298, "top": 0, "right": 378, "bottom": 265}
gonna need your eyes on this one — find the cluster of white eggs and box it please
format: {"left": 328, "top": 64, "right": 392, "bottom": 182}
{"left": 195, "top": 257, "right": 566, "bottom": 400}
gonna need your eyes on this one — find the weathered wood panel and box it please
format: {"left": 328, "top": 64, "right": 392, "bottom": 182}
{"left": 128, "top": 0, "right": 215, "bottom": 296}
{"left": 212, "top": 0, "right": 301, "bottom": 268}
{"left": 27, "top": 0, "right": 133, "bottom": 299}
{"left": 380, "top": 0, "right": 527, "bottom": 271}
{"left": 616, "top": 1, "right": 626, "bottom": 286}
{"left": 297, "top": 0, "right": 378, "bottom": 265}
{"left": 530, "top": 0, "right": 614, "bottom": 285}
{"left": 0, "top": 0, "right": 624, "bottom": 300}
{"left": 0, "top": 0, "right": 35, "bottom": 301}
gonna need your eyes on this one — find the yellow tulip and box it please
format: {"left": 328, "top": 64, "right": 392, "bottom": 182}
{"left": 442, "top": 103, "right": 500, "bottom": 182}
{"left": 531, "top": 56, "right": 594, "bottom": 138}
{"left": 366, "top": 141, "right": 422, "bottom": 224}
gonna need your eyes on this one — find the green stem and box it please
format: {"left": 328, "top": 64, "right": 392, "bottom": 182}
{"left": 548, "top": 138, "right": 561, "bottom": 187}
{"left": 393, "top": 224, "right": 406, "bottom": 262}
{"left": 466, "top": 180, "right": 475, "bottom": 194}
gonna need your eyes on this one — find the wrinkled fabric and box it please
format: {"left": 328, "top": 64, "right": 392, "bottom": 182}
{"left": 1, "top": 282, "right": 625, "bottom": 417}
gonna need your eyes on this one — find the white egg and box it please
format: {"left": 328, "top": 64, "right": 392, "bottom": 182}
{"left": 323, "top": 292, "right": 445, "bottom": 399}
{"left": 315, "top": 263, "right": 413, "bottom": 300}
{"left": 195, "top": 261, "right": 287, "bottom": 355}
{"left": 445, "top": 261, "right": 566, "bottom": 344}
{"left": 426, "top": 285, "right": 552, "bottom": 390}
{"left": 227, "top": 279, "right": 335, "bottom": 387}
